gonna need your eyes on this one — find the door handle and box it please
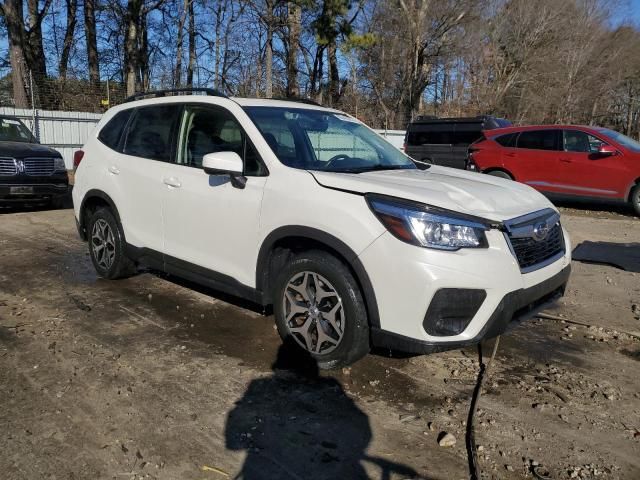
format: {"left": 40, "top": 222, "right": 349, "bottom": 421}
{"left": 163, "top": 177, "right": 181, "bottom": 188}
{"left": 108, "top": 166, "right": 120, "bottom": 175}
{"left": 559, "top": 158, "right": 572, "bottom": 163}
{"left": 504, "top": 152, "right": 516, "bottom": 157}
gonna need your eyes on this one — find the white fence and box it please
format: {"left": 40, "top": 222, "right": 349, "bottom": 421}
{"left": 0, "top": 107, "right": 406, "bottom": 169}
{"left": 0, "top": 107, "right": 102, "bottom": 169}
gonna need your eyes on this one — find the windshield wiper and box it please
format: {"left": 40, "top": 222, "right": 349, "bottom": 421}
{"left": 330, "top": 165, "right": 417, "bottom": 174}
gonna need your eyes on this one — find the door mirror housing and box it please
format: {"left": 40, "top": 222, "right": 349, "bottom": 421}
{"left": 202, "top": 151, "right": 246, "bottom": 189}
{"left": 597, "top": 145, "right": 618, "bottom": 157}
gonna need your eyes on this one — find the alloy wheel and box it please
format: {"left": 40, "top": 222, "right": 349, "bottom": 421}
{"left": 91, "top": 218, "right": 116, "bottom": 271}
{"left": 282, "top": 271, "right": 345, "bottom": 354}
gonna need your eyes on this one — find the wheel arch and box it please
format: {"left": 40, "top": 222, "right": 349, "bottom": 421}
{"left": 256, "top": 226, "right": 380, "bottom": 328}
{"left": 627, "top": 177, "right": 640, "bottom": 201}
{"left": 483, "top": 167, "right": 514, "bottom": 180}
{"left": 78, "top": 189, "right": 123, "bottom": 241}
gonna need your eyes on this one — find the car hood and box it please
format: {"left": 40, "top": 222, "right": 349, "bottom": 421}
{"left": 310, "top": 166, "right": 555, "bottom": 221}
{"left": 0, "top": 141, "right": 61, "bottom": 159}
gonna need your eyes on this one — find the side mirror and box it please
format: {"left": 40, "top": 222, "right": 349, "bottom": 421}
{"left": 597, "top": 145, "right": 618, "bottom": 157}
{"left": 202, "top": 151, "right": 246, "bottom": 189}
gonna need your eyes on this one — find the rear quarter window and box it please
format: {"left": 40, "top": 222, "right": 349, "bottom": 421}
{"left": 98, "top": 109, "right": 132, "bottom": 151}
{"left": 494, "top": 132, "right": 517, "bottom": 147}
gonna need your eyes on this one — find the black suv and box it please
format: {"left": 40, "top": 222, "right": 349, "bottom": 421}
{"left": 404, "top": 115, "right": 511, "bottom": 169}
{"left": 0, "top": 115, "right": 68, "bottom": 207}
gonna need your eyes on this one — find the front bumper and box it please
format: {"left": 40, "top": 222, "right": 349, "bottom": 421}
{"left": 358, "top": 225, "right": 572, "bottom": 352}
{"left": 0, "top": 173, "right": 69, "bottom": 202}
{"left": 371, "top": 265, "right": 570, "bottom": 353}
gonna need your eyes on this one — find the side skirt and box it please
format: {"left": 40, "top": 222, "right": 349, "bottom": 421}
{"left": 125, "top": 244, "right": 265, "bottom": 306}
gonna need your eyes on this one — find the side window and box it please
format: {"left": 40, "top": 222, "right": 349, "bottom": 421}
{"left": 407, "top": 127, "right": 454, "bottom": 145}
{"left": 123, "top": 105, "right": 181, "bottom": 161}
{"left": 453, "top": 129, "right": 482, "bottom": 146}
{"left": 98, "top": 109, "right": 132, "bottom": 151}
{"left": 516, "top": 130, "right": 559, "bottom": 151}
{"left": 494, "top": 132, "right": 517, "bottom": 147}
{"left": 177, "top": 105, "right": 267, "bottom": 176}
{"left": 563, "top": 130, "right": 605, "bottom": 153}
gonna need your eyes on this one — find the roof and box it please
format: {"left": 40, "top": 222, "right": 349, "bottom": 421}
{"left": 486, "top": 124, "right": 598, "bottom": 136}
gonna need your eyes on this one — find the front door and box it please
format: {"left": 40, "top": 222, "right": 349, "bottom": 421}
{"left": 161, "top": 103, "right": 268, "bottom": 288}
{"left": 557, "top": 129, "right": 626, "bottom": 199}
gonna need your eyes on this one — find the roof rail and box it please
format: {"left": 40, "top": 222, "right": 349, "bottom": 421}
{"left": 124, "top": 88, "right": 228, "bottom": 103}
{"left": 272, "top": 96, "right": 322, "bottom": 107}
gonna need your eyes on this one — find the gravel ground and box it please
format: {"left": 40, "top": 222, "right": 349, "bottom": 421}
{"left": 0, "top": 205, "right": 639, "bottom": 480}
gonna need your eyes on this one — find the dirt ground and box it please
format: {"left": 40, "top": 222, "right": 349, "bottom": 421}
{"left": 1, "top": 203, "right": 639, "bottom": 480}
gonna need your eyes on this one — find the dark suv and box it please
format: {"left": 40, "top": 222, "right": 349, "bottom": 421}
{"left": 0, "top": 115, "right": 68, "bottom": 207}
{"left": 404, "top": 115, "right": 511, "bottom": 169}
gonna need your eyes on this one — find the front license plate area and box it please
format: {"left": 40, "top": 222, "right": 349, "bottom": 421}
{"left": 10, "top": 186, "right": 34, "bottom": 195}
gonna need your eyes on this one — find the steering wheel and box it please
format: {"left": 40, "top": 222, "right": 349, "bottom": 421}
{"left": 325, "top": 154, "right": 351, "bottom": 169}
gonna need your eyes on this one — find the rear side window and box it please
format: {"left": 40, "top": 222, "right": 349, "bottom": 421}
{"left": 452, "top": 124, "right": 483, "bottom": 145}
{"left": 494, "top": 132, "right": 517, "bottom": 147}
{"left": 516, "top": 130, "right": 559, "bottom": 151}
{"left": 98, "top": 110, "right": 132, "bottom": 151}
{"left": 407, "top": 127, "right": 454, "bottom": 145}
{"left": 123, "top": 105, "right": 181, "bottom": 161}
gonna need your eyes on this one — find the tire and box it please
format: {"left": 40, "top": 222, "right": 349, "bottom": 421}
{"left": 273, "top": 250, "right": 370, "bottom": 370}
{"left": 87, "top": 207, "right": 136, "bottom": 279}
{"left": 486, "top": 170, "right": 513, "bottom": 180}
{"left": 631, "top": 184, "right": 640, "bottom": 217}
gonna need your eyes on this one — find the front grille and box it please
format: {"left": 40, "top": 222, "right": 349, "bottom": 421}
{"left": 24, "top": 157, "right": 55, "bottom": 176}
{"left": 0, "top": 158, "right": 17, "bottom": 176}
{"left": 505, "top": 209, "right": 565, "bottom": 272}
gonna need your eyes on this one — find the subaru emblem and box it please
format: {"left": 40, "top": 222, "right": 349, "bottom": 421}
{"left": 532, "top": 222, "right": 549, "bottom": 242}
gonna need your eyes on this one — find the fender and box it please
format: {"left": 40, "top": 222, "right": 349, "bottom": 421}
{"left": 256, "top": 225, "right": 381, "bottom": 328}
{"left": 78, "top": 189, "right": 123, "bottom": 240}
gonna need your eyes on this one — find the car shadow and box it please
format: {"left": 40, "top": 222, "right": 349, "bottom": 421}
{"left": 572, "top": 241, "right": 640, "bottom": 272}
{"left": 224, "top": 339, "right": 426, "bottom": 480}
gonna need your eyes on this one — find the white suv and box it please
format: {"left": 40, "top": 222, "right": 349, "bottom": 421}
{"left": 73, "top": 89, "right": 571, "bottom": 369}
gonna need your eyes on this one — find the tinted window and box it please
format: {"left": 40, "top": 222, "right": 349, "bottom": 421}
{"left": 0, "top": 117, "right": 35, "bottom": 143}
{"left": 177, "top": 104, "right": 267, "bottom": 176}
{"left": 407, "top": 127, "right": 454, "bottom": 145}
{"left": 453, "top": 124, "right": 482, "bottom": 145}
{"left": 563, "top": 130, "right": 604, "bottom": 153}
{"left": 494, "top": 132, "right": 517, "bottom": 147}
{"left": 123, "top": 105, "right": 181, "bottom": 161}
{"left": 516, "top": 130, "right": 559, "bottom": 151}
{"left": 98, "top": 109, "right": 132, "bottom": 151}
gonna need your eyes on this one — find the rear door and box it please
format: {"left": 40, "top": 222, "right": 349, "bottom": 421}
{"left": 115, "top": 104, "right": 181, "bottom": 251}
{"left": 509, "top": 129, "right": 563, "bottom": 190}
{"left": 557, "top": 129, "right": 627, "bottom": 199}
{"left": 405, "top": 124, "right": 454, "bottom": 166}
{"left": 451, "top": 122, "right": 483, "bottom": 169}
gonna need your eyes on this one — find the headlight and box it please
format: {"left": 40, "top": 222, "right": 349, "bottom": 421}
{"left": 54, "top": 157, "right": 66, "bottom": 171}
{"left": 367, "top": 195, "right": 489, "bottom": 250}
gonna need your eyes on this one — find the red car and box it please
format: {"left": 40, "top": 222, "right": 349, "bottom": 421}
{"left": 468, "top": 125, "right": 640, "bottom": 215}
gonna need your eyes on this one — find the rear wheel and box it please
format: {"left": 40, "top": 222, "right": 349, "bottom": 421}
{"left": 273, "top": 250, "right": 370, "bottom": 370}
{"left": 486, "top": 170, "right": 513, "bottom": 180}
{"left": 631, "top": 184, "right": 640, "bottom": 217}
{"left": 87, "top": 207, "right": 135, "bottom": 279}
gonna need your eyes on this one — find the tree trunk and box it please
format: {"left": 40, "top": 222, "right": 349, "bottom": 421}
{"left": 286, "top": 1, "right": 300, "bottom": 97}
{"left": 59, "top": 0, "right": 77, "bottom": 79}
{"left": 84, "top": 0, "right": 99, "bottom": 85}
{"left": 213, "top": 1, "right": 223, "bottom": 89}
{"left": 327, "top": 42, "right": 340, "bottom": 106}
{"left": 3, "top": 0, "right": 30, "bottom": 108}
{"left": 125, "top": 0, "right": 142, "bottom": 96}
{"left": 187, "top": 0, "right": 195, "bottom": 87}
{"left": 140, "top": 14, "right": 149, "bottom": 90}
{"left": 265, "top": 9, "right": 273, "bottom": 98}
{"left": 174, "top": 0, "right": 188, "bottom": 87}
{"left": 26, "top": 0, "right": 48, "bottom": 76}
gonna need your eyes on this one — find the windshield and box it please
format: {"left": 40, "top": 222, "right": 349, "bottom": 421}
{"left": 243, "top": 106, "right": 416, "bottom": 173}
{"left": 597, "top": 128, "right": 640, "bottom": 153}
{"left": 0, "top": 117, "right": 36, "bottom": 143}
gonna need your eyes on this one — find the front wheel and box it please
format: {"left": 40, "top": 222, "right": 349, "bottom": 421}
{"left": 631, "top": 184, "right": 640, "bottom": 217}
{"left": 486, "top": 170, "right": 513, "bottom": 180}
{"left": 273, "top": 251, "right": 370, "bottom": 370}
